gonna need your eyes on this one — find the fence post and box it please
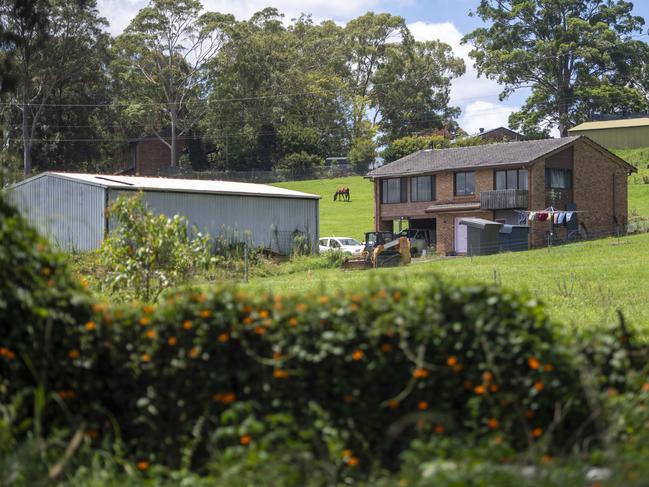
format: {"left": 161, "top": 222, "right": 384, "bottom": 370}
{"left": 244, "top": 243, "right": 249, "bottom": 283}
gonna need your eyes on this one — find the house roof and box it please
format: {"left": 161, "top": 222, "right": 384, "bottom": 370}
{"left": 474, "top": 127, "right": 521, "bottom": 138}
{"left": 13, "top": 172, "right": 320, "bottom": 200}
{"left": 425, "top": 202, "right": 482, "bottom": 213}
{"left": 367, "top": 137, "right": 581, "bottom": 179}
{"left": 569, "top": 118, "right": 649, "bottom": 132}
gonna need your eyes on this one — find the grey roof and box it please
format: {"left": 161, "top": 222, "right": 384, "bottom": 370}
{"left": 367, "top": 136, "right": 582, "bottom": 179}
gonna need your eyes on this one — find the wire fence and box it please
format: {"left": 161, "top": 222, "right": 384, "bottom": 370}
{"left": 158, "top": 165, "right": 367, "bottom": 183}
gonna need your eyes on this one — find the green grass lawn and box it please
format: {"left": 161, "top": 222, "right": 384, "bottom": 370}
{"left": 273, "top": 176, "right": 374, "bottom": 241}
{"left": 247, "top": 232, "right": 649, "bottom": 331}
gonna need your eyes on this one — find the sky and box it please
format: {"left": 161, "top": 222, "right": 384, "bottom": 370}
{"left": 97, "top": 0, "right": 649, "bottom": 135}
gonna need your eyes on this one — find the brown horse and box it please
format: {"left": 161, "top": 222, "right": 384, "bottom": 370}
{"left": 333, "top": 186, "right": 350, "bottom": 202}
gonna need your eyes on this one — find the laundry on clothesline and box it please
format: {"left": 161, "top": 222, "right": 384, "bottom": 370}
{"left": 518, "top": 207, "right": 580, "bottom": 224}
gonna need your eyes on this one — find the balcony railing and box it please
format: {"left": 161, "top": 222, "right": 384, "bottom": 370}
{"left": 480, "top": 189, "right": 529, "bottom": 210}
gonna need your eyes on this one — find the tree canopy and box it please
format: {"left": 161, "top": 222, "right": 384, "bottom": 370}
{"left": 464, "top": 0, "right": 646, "bottom": 137}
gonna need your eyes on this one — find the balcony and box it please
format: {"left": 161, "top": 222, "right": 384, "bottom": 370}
{"left": 480, "top": 189, "right": 529, "bottom": 210}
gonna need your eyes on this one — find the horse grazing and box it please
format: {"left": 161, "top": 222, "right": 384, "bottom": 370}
{"left": 333, "top": 186, "right": 350, "bottom": 202}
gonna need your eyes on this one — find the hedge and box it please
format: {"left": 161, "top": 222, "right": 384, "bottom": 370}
{"left": 0, "top": 192, "right": 630, "bottom": 473}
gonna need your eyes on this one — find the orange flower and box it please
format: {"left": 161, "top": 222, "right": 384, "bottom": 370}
{"left": 351, "top": 294, "right": 362, "bottom": 303}
{"left": 218, "top": 333, "right": 230, "bottom": 343}
{"left": 474, "top": 385, "right": 486, "bottom": 395}
{"left": 199, "top": 310, "right": 211, "bottom": 318}
{"left": 273, "top": 369, "right": 289, "bottom": 379}
{"left": 351, "top": 349, "right": 364, "bottom": 361}
{"left": 239, "top": 434, "right": 252, "bottom": 446}
{"left": 68, "top": 349, "right": 80, "bottom": 359}
{"left": 642, "top": 383, "right": 649, "bottom": 393}
{"left": 446, "top": 356, "right": 458, "bottom": 367}
{"left": 393, "top": 291, "right": 402, "bottom": 301}
{"left": 182, "top": 320, "right": 193, "bottom": 330}
{"left": 347, "top": 456, "right": 359, "bottom": 467}
{"left": 288, "top": 317, "right": 298, "bottom": 327}
{"left": 487, "top": 418, "right": 500, "bottom": 430}
{"left": 142, "top": 305, "right": 155, "bottom": 314}
{"left": 145, "top": 330, "right": 157, "bottom": 339}
{"left": 85, "top": 321, "right": 96, "bottom": 331}
{"left": 532, "top": 427, "right": 543, "bottom": 438}
{"left": 188, "top": 347, "right": 200, "bottom": 359}
{"left": 272, "top": 351, "right": 283, "bottom": 360}
{"left": 214, "top": 392, "right": 237, "bottom": 405}
{"left": 318, "top": 295, "right": 329, "bottom": 304}
{"left": 296, "top": 303, "right": 308, "bottom": 313}
{"left": 92, "top": 303, "right": 104, "bottom": 313}
{"left": 434, "top": 424, "right": 445, "bottom": 434}
{"left": 141, "top": 353, "right": 151, "bottom": 362}
{"left": 534, "top": 381, "right": 544, "bottom": 392}
{"left": 525, "top": 409, "right": 535, "bottom": 419}
{"left": 259, "top": 310, "right": 270, "bottom": 319}
{"left": 418, "top": 401, "right": 429, "bottom": 410}
{"left": 136, "top": 460, "right": 150, "bottom": 471}
{"left": 413, "top": 368, "right": 429, "bottom": 379}
{"left": 254, "top": 326, "right": 266, "bottom": 335}
{"left": 57, "top": 390, "right": 76, "bottom": 400}
{"left": 387, "top": 400, "right": 399, "bottom": 409}
{"left": 380, "top": 343, "right": 392, "bottom": 353}
{"left": 167, "top": 336, "right": 177, "bottom": 346}
{"left": 139, "top": 316, "right": 149, "bottom": 326}
{"left": 490, "top": 384, "right": 499, "bottom": 393}
{"left": 243, "top": 316, "right": 253, "bottom": 325}
{"left": 543, "top": 363, "right": 554, "bottom": 372}
{"left": 350, "top": 303, "right": 359, "bottom": 311}
{"left": 527, "top": 357, "right": 540, "bottom": 370}
{"left": 541, "top": 455, "right": 552, "bottom": 463}
{"left": 482, "top": 371, "right": 493, "bottom": 383}
{"left": 377, "top": 289, "right": 388, "bottom": 299}
{"left": 42, "top": 266, "right": 51, "bottom": 276}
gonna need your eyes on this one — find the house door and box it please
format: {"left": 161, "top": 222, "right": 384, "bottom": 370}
{"left": 454, "top": 218, "right": 468, "bottom": 254}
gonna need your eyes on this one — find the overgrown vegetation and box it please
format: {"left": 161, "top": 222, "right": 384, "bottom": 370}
{"left": 4, "top": 188, "right": 649, "bottom": 486}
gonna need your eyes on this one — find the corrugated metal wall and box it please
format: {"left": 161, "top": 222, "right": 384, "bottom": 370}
{"left": 108, "top": 190, "right": 319, "bottom": 254}
{"left": 7, "top": 175, "right": 105, "bottom": 251}
{"left": 570, "top": 127, "right": 649, "bottom": 149}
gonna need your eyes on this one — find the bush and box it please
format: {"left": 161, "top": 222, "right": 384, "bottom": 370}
{"left": 2, "top": 191, "right": 645, "bottom": 480}
{"left": 276, "top": 152, "right": 323, "bottom": 172}
{"left": 99, "top": 194, "right": 213, "bottom": 301}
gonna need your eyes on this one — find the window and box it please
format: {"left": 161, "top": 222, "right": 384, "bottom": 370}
{"left": 495, "top": 169, "right": 528, "bottom": 190}
{"left": 454, "top": 171, "right": 475, "bottom": 196}
{"left": 411, "top": 176, "right": 436, "bottom": 202}
{"left": 545, "top": 168, "right": 572, "bottom": 189}
{"left": 329, "top": 239, "right": 341, "bottom": 248}
{"left": 381, "top": 178, "right": 407, "bottom": 204}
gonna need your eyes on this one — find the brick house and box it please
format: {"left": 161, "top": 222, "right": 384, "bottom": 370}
{"left": 475, "top": 126, "right": 522, "bottom": 142}
{"left": 121, "top": 135, "right": 185, "bottom": 176}
{"left": 366, "top": 136, "right": 636, "bottom": 255}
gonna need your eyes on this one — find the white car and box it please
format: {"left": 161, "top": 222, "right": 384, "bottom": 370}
{"left": 319, "top": 237, "right": 364, "bottom": 255}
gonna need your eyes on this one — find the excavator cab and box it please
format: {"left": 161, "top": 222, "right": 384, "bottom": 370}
{"left": 363, "top": 231, "right": 395, "bottom": 254}
{"left": 341, "top": 231, "right": 410, "bottom": 269}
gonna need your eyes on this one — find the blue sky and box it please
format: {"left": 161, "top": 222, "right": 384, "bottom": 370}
{"left": 98, "top": 0, "right": 649, "bottom": 135}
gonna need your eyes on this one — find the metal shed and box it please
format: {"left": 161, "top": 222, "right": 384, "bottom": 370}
{"left": 568, "top": 118, "right": 649, "bottom": 149}
{"left": 7, "top": 172, "right": 320, "bottom": 253}
{"left": 499, "top": 225, "right": 530, "bottom": 253}
{"left": 459, "top": 218, "right": 503, "bottom": 256}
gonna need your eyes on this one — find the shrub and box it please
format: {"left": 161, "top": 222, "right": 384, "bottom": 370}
{"left": 276, "top": 152, "right": 323, "bottom": 172}
{"left": 99, "top": 194, "right": 213, "bottom": 301}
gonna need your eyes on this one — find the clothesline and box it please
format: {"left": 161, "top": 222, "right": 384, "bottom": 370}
{"left": 515, "top": 207, "right": 582, "bottom": 224}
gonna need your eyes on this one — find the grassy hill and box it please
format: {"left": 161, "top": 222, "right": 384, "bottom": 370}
{"left": 274, "top": 176, "right": 374, "bottom": 240}
{"left": 248, "top": 231, "right": 649, "bottom": 331}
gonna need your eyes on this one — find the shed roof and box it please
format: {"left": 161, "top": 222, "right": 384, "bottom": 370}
{"left": 459, "top": 218, "right": 503, "bottom": 229}
{"left": 13, "top": 172, "right": 320, "bottom": 200}
{"left": 569, "top": 118, "right": 649, "bottom": 132}
{"left": 366, "top": 136, "right": 581, "bottom": 179}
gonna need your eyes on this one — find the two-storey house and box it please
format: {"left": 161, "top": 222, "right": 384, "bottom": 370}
{"left": 367, "top": 136, "right": 636, "bottom": 254}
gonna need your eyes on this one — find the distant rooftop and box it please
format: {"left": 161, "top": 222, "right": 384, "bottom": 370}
{"left": 569, "top": 118, "right": 649, "bottom": 131}
{"left": 14, "top": 172, "right": 320, "bottom": 200}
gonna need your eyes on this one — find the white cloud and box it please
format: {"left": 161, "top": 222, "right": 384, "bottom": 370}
{"left": 98, "top": 0, "right": 382, "bottom": 34}
{"left": 407, "top": 21, "right": 520, "bottom": 132}
{"left": 460, "top": 101, "right": 518, "bottom": 135}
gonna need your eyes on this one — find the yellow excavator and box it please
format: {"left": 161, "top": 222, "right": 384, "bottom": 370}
{"left": 342, "top": 231, "right": 411, "bottom": 270}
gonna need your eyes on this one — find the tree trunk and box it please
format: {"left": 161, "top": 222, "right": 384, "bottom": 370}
{"left": 170, "top": 107, "right": 177, "bottom": 167}
{"left": 22, "top": 95, "right": 31, "bottom": 176}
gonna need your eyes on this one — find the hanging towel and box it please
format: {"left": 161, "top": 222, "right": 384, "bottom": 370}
{"left": 566, "top": 212, "right": 574, "bottom": 222}
{"left": 554, "top": 213, "right": 560, "bottom": 224}
{"left": 558, "top": 212, "right": 565, "bottom": 224}
{"left": 528, "top": 211, "right": 536, "bottom": 221}
{"left": 536, "top": 212, "right": 549, "bottom": 222}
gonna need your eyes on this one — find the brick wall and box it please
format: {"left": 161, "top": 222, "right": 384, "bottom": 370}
{"left": 135, "top": 138, "right": 185, "bottom": 176}
{"left": 435, "top": 210, "right": 494, "bottom": 255}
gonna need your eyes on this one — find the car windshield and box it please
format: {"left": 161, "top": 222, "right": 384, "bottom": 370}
{"left": 338, "top": 238, "right": 360, "bottom": 246}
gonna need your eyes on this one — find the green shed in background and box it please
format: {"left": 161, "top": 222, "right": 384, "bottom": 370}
{"left": 568, "top": 118, "right": 649, "bottom": 149}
